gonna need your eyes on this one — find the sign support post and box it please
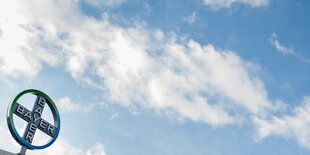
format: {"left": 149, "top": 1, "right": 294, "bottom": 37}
{"left": 19, "top": 146, "right": 27, "bottom": 155}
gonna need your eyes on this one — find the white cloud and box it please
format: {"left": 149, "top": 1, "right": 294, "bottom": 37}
{"left": 58, "top": 96, "right": 82, "bottom": 113}
{"left": 85, "top": 0, "right": 127, "bottom": 7}
{"left": 269, "top": 33, "right": 310, "bottom": 63}
{"left": 203, "top": 0, "right": 269, "bottom": 9}
{"left": 86, "top": 143, "right": 107, "bottom": 155}
{"left": 144, "top": 3, "right": 151, "bottom": 15}
{"left": 92, "top": 30, "right": 273, "bottom": 125}
{"left": 0, "top": 125, "right": 21, "bottom": 152}
{"left": 183, "top": 12, "right": 197, "bottom": 24}
{"left": 110, "top": 112, "right": 119, "bottom": 120}
{"left": 0, "top": 125, "right": 107, "bottom": 155}
{"left": 36, "top": 140, "right": 107, "bottom": 155}
{"left": 0, "top": 0, "right": 74, "bottom": 78}
{"left": 0, "top": 0, "right": 277, "bottom": 127}
{"left": 154, "top": 29, "right": 165, "bottom": 41}
{"left": 253, "top": 96, "right": 310, "bottom": 149}
{"left": 57, "top": 96, "right": 100, "bottom": 113}
{"left": 269, "top": 33, "right": 295, "bottom": 55}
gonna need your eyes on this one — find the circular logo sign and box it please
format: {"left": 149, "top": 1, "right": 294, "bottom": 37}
{"left": 7, "top": 89, "right": 60, "bottom": 150}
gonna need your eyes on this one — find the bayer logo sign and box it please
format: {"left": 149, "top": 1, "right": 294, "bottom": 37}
{"left": 7, "top": 89, "right": 60, "bottom": 154}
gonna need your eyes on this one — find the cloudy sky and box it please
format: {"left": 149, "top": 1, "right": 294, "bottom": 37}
{"left": 0, "top": 0, "right": 310, "bottom": 154}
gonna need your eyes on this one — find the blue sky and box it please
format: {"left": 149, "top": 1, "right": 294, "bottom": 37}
{"left": 0, "top": 0, "right": 310, "bottom": 154}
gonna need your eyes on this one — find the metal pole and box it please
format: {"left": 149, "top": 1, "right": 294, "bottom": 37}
{"left": 18, "top": 146, "right": 27, "bottom": 155}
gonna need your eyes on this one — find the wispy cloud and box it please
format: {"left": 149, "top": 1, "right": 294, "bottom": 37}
{"left": 58, "top": 96, "right": 82, "bottom": 113}
{"left": 203, "top": 0, "right": 269, "bottom": 9}
{"left": 253, "top": 96, "right": 310, "bottom": 149}
{"left": 0, "top": 0, "right": 276, "bottom": 127}
{"left": 269, "top": 33, "right": 310, "bottom": 63}
{"left": 0, "top": 125, "right": 107, "bottom": 155}
{"left": 110, "top": 112, "right": 119, "bottom": 120}
{"left": 57, "top": 96, "right": 102, "bottom": 114}
{"left": 183, "top": 12, "right": 197, "bottom": 24}
{"left": 144, "top": 3, "right": 151, "bottom": 15}
{"left": 85, "top": 0, "right": 127, "bottom": 7}
{"left": 269, "top": 33, "right": 294, "bottom": 55}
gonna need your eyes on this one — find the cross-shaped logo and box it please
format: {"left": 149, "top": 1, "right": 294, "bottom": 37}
{"left": 7, "top": 89, "right": 60, "bottom": 154}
